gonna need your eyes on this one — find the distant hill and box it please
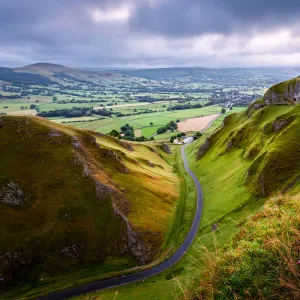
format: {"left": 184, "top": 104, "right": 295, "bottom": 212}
{"left": 117, "top": 67, "right": 300, "bottom": 84}
{"left": 0, "top": 115, "right": 179, "bottom": 297}
{"left": 115, "top": 67, "right": 213, "bottom": 80}
{"left": 0, "top": 63, "right": 133, "bottom": 85}
{"left": 0, "top": 67, "right": 53, "bottom": 85}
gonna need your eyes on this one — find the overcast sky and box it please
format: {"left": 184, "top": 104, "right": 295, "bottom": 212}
{"left": 1, "top": 0, "right": 300, "bottom": 68}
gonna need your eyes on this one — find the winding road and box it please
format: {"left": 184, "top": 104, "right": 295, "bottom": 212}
{"left": 37, "top": 142, "right": 203, "bottom": 300}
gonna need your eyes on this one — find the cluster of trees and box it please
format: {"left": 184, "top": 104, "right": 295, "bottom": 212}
{"left": 170, "top": 132, "right": 186, "bottom": 143}
{"left": 167, "top": 103, "right": 203, "bottom": 111}
{"left": 193, "top": 131, "right": 203, "bottom": 140}
{"left": 157, "top": 120, "right": 178, "bottom": 134}
{"left": 109, "top": 124, "right": 154, "bottom": 142}
{"left": 38, "top": 107, "right": 92, "bottom": 118}
{"left": 167, "top": 101, "right": 215, "bottom": 111}
{"left": 120, "top": 124, "right": 135, "bottom": 140}
{"left": 92, "top": 109, "right": 113, "bottom": 116}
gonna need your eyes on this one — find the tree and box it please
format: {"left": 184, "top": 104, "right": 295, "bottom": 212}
{"left": 194, "top": 132, "right": 203, "bottom": 140}
{"left": 120, "top": 124, "right": 133, "bottom": 133}
{"left": 136, "top": 136, "right": 146, "bottom": 142}
{"left": 53, "top": 96, "right": 57, "bottom": 102}
{"left": 109, "top": 130, "right": 120, "bottom": 138}
{"left": 124, "top": 130, "right": 134, "bottom": 137}
{"left": 221, "top": 108, "right": 226, "bottom": 114}
{"left": 150, "top": 122, "right": 153, "bottom": 126}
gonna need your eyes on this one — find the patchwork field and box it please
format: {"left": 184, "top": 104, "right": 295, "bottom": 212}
{"left": 66, "top": 106, "right": 223, "bottom": 138}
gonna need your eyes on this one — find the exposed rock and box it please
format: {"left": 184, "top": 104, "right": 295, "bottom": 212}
{"left": 118, "top": 165, "right": 130, "bottom": 174}
{"left": 0, "top": 182, "right": 28, "bottom": 207}
{"left": 273, "top": 119, "right": 289, "bottom": 132}
{"left": 83, "top": 133, "right": 97, "bottom": 146}
{"left": 246, "top": 102, "right": 267, "bottom": 115}
{"left": 272, "top": 116, "right": 296, "bottom": 133}
{"left": 147, "top": 161, "right": 155, "bottom": 168}
{"left": 60, "top": 244, "right": 83, "bottom": 259}
{"left": 264, "top": 79, "right": 300, "bottom": 104}
{"left": 48, "top": 128, "right": 62, "bottom": 137}
{"left": 197, "top": 137, "right": 211, "bottom": 159}
{"left": 95, "top": 181, "right": 117, "bottom": 201}
{"left": 145, "top": 145, "right": 157, "bottom": 153}
{"left": 226, "top": 138, "right": 234, "bottom": 151}
{"left": 71, "top": 136, "right": 80, "bottom": 148}
{"left": 118, "top": 140, "right": 134, "bottom": 151}
{"left": 112, "top": 203, "right": 153, "bottom": 264}
{"left": 161, "top": 144, "right": 171, "bottom": 154}
{"left": 211, "top": 223, "right": 218, "bottom": 231}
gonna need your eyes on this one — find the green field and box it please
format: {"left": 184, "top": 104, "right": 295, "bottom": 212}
{"left": 66, "top": 106, "right": 223, "bottom": 138}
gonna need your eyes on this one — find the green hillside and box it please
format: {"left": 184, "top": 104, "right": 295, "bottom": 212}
{"left": 65, "top": 78, "right": 300, "bottom": 300}
{"left": 185, "top": 78, "right": 300, "bottom": 298}
{"left": 0, "top": 115, "right": 182, "bottom": 299}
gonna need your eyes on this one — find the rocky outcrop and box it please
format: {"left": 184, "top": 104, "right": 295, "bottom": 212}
{"left": 0, "top": 182, "right": 28, "bottom": 207}
{"left": 273, "top": 115, "right": 296, "bottom": 132}
{"left": 197, "top": 137, "right": 211, "bottom": 159}
{"left": 112, "top": 202, "right": 153, "bottom": 264}
{"left": 118, "top": 140, "right": 134, "bottom": 151}
{"left": 264, "top": 78, "right": 300, "bottom": 104}
{"left": 262, "top": 77, "right": 300, "bottom": 105}
{"left": 161, "top": 143, "right": 171, "bottom": 154}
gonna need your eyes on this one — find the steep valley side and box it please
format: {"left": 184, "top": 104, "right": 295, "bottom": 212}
{"left": 0, "top": 115, "right": 182, "bottom": 299}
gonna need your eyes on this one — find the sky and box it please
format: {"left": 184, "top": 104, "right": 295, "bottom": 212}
{"left": 1, "top": 0, "right": 300, "bottom": 68}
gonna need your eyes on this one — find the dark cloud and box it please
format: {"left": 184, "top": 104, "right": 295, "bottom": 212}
{"left": 0, "top": 0, "right": 300, "bottom": 67}
{"left": 130, "top": 0, "right": 300, "bottom": 36}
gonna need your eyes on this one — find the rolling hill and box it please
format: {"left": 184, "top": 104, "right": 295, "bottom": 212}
{"left": 0, "top": 115, "right": 180, "bottom": 298}
{"left": 0, "top": 63, "right": 134, "bottom": 85}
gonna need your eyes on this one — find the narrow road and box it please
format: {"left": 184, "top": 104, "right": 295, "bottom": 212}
{"left": 37, "top": 142, "right": 203, "bottom": 300}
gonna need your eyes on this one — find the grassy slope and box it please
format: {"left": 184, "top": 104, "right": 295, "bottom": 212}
{"left": 197, "top": 193, "right": 300, "bottom": 299}
{"left": 80, "top": 103, "right": 300, "bottom": 299}
{"left": 0, "top": 116, "right": 182, "bottom": 299}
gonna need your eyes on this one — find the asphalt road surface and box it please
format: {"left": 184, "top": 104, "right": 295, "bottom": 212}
{"left": 37, "top": 142, "right": 203, "bottom": 300}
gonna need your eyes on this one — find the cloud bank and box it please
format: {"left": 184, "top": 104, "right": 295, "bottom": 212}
{"left": 1, "top": 0, "right": 300, "bottom": 68}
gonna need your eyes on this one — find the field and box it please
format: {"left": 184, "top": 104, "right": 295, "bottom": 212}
{"left": 178, "top": 114, "right": 220, "bottom": 132}
{"left": 66, "top": 106, "right": 222, "bottom": 138}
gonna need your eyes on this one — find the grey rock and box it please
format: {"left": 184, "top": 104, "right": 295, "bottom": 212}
{"left": 161, "top": 144, "right": 171, "bottom": 154}
{"left": 0, "top": 182, "right": 28, "bottom": 206}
